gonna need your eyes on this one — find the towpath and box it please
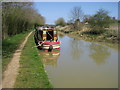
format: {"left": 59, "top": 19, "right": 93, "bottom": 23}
{"left": 2, "top": 31, "right": 33, "bottom": 88}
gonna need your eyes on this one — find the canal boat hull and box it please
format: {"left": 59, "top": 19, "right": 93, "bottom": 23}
{"left": 38, "top": 41, "right": 61, "bottom": 51}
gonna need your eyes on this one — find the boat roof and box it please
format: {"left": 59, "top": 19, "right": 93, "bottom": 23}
{"left": 36, "top": 26, "right": 56, "bottom": 31}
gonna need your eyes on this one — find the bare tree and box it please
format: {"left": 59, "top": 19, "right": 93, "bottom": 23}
{"left": 83, "top": 15, "right": 91, "bottom": 22}
{"left": 69, "top": 6, "right": 84, "bottom": 31}
{"left": 70, "top": 6, "right": 84, "bottom": 23}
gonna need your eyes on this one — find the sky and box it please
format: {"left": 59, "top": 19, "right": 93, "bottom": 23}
{"left": 2, "top": 0, "right": 119, "bottom": 2}
{"left": 33, "top": 2, "right": 118, "bottom": 25}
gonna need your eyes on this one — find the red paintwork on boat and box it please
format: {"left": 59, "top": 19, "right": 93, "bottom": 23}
{"left": 39, "top": 41, "right": 60, "bottom": 45}
{"left": 38, "top": 40, "right": 61, "bottom": 51}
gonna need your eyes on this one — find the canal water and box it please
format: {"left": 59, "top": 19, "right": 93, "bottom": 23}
{"left": 39, "top": 35, "right": 118, "bottom": 88}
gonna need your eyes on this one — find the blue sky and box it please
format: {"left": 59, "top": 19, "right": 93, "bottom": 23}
{"left": 33, "top": 2, "right": 118, "bottom": 24}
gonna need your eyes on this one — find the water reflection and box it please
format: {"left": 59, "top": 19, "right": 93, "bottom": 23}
{"left": 39, "top": 50, "right": 60, "bottom": 67}
{"left": 42, "top": 35, "right": 118, "bottom": 88}
{"left": 89, "top": 43, "right": 111, "bottom": 65}
{"left": 69, "top": 38, "right": 83, "bottom": 60}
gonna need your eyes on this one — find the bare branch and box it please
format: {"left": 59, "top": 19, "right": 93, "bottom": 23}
{"left": 70, "top": 6, "right": 84, "bottom": 22}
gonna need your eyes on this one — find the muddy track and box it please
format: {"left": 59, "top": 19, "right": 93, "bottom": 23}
{"left": 2, "top": 31, "right": 33, "bottom": 88}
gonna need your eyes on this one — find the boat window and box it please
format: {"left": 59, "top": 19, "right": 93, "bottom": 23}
{"left": 43, "top": 31, "right": 46, "bottom": 34}
{"left": 54, "top": 31, "right": 57, "bottom": 34}
{"left": 46, "top": 31, "right": 53, "bottom": 40}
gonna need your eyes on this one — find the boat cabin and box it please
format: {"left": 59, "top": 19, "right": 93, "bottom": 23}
{"left": 35, "top": 27, "right": 58, "bottom": 42}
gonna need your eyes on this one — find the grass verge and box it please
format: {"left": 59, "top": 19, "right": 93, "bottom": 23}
{"left": 2, "top": 30, "right": 32, "bottom": 72}
{"left": 59, "top": 29, "right": 119, "bottom": 44}
{"left": 14, "top": 32, "right": 53, "bottom": 88}
{"left": 81, "top": 29, "right": 119, "bottom": 43}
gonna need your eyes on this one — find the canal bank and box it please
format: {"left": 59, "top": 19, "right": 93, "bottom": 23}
{"left": 58, "top": 31, "right": 119, "bottom": 49}
{"left": 42, "top": 34, "right": 118, "bottom": 88}
{"left": 56, "top": 25, "right": 119, "bottom": 44}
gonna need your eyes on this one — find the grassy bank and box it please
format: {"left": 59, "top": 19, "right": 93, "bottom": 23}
{"left": 80, "top": 29, "right": 118, "bottom": 43}
{"left": 14, "top": 32, "right": 53, "bottom": 88}
{"left": 57, "top": 25, "right": 119, "bottom": 44}
{"left": 2, "top": 30, "right": 32, "bottom": 72}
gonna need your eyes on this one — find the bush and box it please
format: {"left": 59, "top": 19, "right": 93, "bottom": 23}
{"left": 90, "top": 26, "right": 106, "bottom": 34}
{"left": 2, "top": 2, "right": 45, "bottom": 39}
{"left": 55, "top": 18, "right": 66, "bottom": 26}
{"left": 89, "top": 9, "right": 112, "bottom": 34}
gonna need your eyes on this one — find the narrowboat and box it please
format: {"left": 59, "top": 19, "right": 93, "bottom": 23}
{"left": 34, "top": 26, "right": 61, "bottom": 51}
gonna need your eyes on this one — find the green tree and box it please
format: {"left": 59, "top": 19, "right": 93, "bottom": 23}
{"left": 89, "top": 9, "right": 111, "bottom": 34}
{"left": 2, "top": 2, "right": 45, "bottom": 39}
{"left": 55, "top": 18, "right": 66, "bottom": 26}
